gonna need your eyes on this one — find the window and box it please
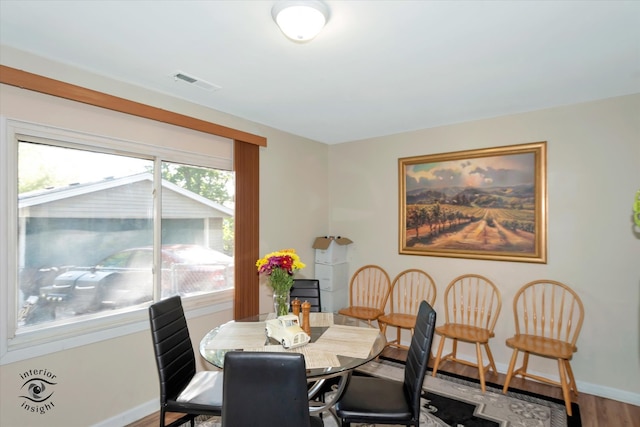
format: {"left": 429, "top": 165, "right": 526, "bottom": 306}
{"left": 160, "top": 161, "right": 235, "bottom": 297}
{"left": 3, "top": 119, "right": 234, "bottom": 356}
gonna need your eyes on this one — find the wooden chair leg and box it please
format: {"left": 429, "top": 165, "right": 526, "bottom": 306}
{"left": 502, "top": 349, "right": 519, "bottom": 393}
{"left": 564, "top": 359, "right": 579, "bottom": 396}
{"left": 431, "top": 335, "right": 446, "bottom": 377}
{"left": 476, "top": 343, "right": 486, "bottom": 392}
{"left": 558, "top": 358, "right": 573, "bottom": 416}
{"left": 379, "top": 322, "right": 388, "bottom": 335}
{"left": 520, "top": 352, "right": 530, "bottom": 375}
{"left": 484, "top": 343, "right": 497, "bottom": 373}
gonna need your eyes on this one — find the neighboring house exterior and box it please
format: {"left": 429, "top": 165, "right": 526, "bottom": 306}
{"left": 18, "top": 172, "right": 232, "bottom": 272}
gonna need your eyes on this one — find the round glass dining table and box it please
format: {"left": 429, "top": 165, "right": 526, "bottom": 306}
{"left": 199, "top": 312, "right": 387, "bottom": 415}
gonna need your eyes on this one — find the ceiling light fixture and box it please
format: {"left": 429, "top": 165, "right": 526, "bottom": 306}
{"left": 272, "top": 1, "right": 329, "bottom": 42}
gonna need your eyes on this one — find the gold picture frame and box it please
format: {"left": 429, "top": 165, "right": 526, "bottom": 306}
{"left": 399, "top": 141, "right": 547, "bottom": 263}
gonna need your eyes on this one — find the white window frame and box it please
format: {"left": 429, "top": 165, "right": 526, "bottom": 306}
{"left": 0, "top": 117, "right": 234, "bottom": 365}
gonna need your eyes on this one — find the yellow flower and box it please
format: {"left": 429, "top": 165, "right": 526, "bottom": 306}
{"left": 256, "top": 249, "right": 306, "bottom": 275}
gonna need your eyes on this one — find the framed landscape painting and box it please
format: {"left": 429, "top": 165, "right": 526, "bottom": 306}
{"left": 399, "top": 142, "right": 547, "bottom": 263}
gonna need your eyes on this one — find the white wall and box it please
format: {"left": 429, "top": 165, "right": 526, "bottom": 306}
{"left": 255, "top": 128, "right": 330, "bottom": 313}
{"left": 328, "top": 94, "right": 640, "bottom": 403}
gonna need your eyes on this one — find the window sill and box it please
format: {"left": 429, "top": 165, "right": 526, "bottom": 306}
{"left": 0, "top": 289, "right": 233, "bottom": 365}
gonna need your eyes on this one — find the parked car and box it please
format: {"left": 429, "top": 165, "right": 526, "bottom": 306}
{"left": 265, "top": 314, "right": 310, "bottom": 349}
{"left": 35, "top": 244, "right": 233, "bottom": 318}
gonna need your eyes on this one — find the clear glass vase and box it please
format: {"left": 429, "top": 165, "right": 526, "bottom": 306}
{"left": 273, "top": 290, "right": 290, "bottom": 316}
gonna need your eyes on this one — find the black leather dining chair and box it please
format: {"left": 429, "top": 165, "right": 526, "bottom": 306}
{"left": 222, "top": 351, "right": 323, "bottom": 427}
{"left": 290, "top": 279, "right": 322, "bottom": 312}
{"left": 149, "top": 295, "right": 223, "bottom": 427}
{"left": 334, "top": 300, "right": 437, "bottom": 426}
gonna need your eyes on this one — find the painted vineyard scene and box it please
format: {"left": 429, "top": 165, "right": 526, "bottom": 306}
{"left": 402, "top": 150, "right": 540, "bottom": 257}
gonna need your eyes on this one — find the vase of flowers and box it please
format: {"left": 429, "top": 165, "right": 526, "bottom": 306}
{"left": 256, "top": 249, "right": 306, "bottom": 316}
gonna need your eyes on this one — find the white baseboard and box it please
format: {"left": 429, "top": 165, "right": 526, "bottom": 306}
{"left": 92, "top": 399, "right": 157, "bottom": 427}
{"left": 446, "top": 354, "right": 640, "bottom": 406}
{"left": 577, "top": 381, "right": 640, "bottom": 406}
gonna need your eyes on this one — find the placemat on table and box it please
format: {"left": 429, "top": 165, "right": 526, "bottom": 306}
{"left": 311, "top": 325, "right": 380, "bottom": 359}
{"left": 205, "top": 322, "right": 267, "bottom": 349}
{"left": 309, "top": 312, "right": 334, "bottom": 327}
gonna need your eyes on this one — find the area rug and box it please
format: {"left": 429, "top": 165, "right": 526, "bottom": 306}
{"left": 188, "top": 358, "right": 581, "bottom": 427}
{"left": 353, "top": 359, "right": 581, "bottom": 427}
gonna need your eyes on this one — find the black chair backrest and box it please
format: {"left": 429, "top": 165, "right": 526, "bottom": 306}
{"left": 290, "top": 279, "right": 322, "bottom": 312}
{"left": 403, "top": 300, "right": 437, "bottom": 419}
{"left": 149, "top": 295, "right": 196, "bottom": 404}
{"left": 222, "top": 351, "right": 311, "bottom": 427}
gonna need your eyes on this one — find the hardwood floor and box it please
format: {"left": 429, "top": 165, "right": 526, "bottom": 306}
{"left": 128, "top": 347, "right": 639, "bottom": 427}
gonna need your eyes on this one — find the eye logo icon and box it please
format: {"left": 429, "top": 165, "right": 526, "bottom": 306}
{"left": 21, "top": 378, "right": 55, "bottom": 402}
{"left": 18, "top": 369, "right": 57, "bottom": 414}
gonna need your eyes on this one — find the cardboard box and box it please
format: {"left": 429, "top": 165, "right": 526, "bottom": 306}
{"left": 316, "top": 263, "right": 349, "bottom": 291}
{"left": 313, "top": 236, "right": 353, "bottom": 265}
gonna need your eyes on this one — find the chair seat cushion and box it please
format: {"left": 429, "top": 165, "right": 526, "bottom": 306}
{"left": 506, "top": 334, "right": 576, "bottom": 359}
{"left": 335, "top": 376, "right": 412, "bottom": 423}
{"left": 338, "top": 306, "right": 383, "bottom": 321}
{"left": 436, "top": 323, "right": 492, "bottom": 343}
{"left": 175, "top": 370, "right": 223, "bottom": 407}
{"left": 378, "top": 313, "right": 416, "bottom": 329}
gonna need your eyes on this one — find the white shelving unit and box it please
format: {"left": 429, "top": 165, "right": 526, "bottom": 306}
{"left": 316, "top": 262, "right": 349, "bottom": 313}
{"left": 313, "top": 237, "right": 352, "bottom": 313}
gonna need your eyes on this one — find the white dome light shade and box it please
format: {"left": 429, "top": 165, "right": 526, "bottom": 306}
{"left": 272, "top": 1, "right": 329, "bottom": 42}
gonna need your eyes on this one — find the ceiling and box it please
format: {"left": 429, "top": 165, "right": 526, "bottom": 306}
{"left": 1, "top": 1, "right": 639, "bottom": 145}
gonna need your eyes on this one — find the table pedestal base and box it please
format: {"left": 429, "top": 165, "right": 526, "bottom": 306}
{"left": 308, "top": 371, "right": 352, "bottom": 415}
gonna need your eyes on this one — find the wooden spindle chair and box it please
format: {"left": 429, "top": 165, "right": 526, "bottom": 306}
{"left": 338, "top": 265, "right": 391, "bottom": 326}
{"left": 502, "top": 280, "right": 584, "bottom": 416}
{"left": 378, "top": 269, "right": 436, "bottom": 350}
{"left": 431, "top": 274, "right": 501, "bottom": 392}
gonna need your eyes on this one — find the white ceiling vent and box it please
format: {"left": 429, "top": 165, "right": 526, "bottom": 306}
{"left": 171, "top": 70, "right": 221, "bottom": 91}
